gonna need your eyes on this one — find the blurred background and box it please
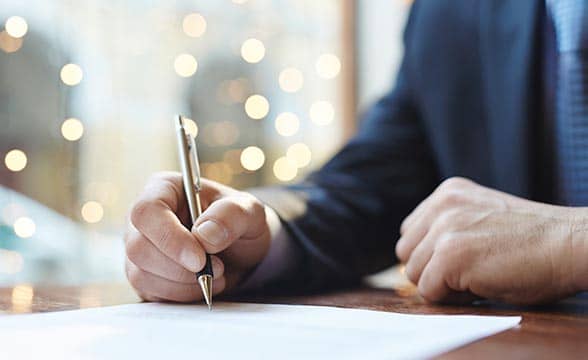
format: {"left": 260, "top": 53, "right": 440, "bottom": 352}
{"left": 0, "top": 0, "right": 411, "bottom": 287}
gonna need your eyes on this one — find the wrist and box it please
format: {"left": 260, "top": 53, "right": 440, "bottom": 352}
{"left": 568, "top": 208, "right": 588, "bottom": 292}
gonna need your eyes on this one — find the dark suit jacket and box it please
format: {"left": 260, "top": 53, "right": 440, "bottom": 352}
{"left": 253, "top": 1, "right": 548, "bottom": 291}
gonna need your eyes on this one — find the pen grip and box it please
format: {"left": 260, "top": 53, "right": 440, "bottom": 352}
{"left": 198, "top": 253, "right": 213, "bottom": 277}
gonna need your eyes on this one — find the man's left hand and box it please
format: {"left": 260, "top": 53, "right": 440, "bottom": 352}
{"left": 396, "top": 177, "right": 588, "bottom": 304}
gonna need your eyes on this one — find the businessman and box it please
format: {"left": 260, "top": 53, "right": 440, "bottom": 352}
{"left": 124, "top": 0, "right": 588, "bottom": 304}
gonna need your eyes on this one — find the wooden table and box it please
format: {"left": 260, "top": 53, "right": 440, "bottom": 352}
{"left": 1, "top": 283, "right": 587, "bottom": 359}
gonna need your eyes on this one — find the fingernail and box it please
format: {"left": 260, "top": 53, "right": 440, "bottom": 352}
{"left": 195, "top": 220, "right": 227, "bottom": 246}
{"left": 180, "top": 249, "right": 201, "bottom": 272}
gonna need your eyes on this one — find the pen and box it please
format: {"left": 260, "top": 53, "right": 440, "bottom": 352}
{"left": 175, "top": 114, "right": 213, "bottom": 310}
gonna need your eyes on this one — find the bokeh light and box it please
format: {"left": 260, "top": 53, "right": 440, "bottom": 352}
{"left": 316, "top": 53, "right": 341, "bottom": 79}
{"left": 182, "top": 13, "right": 207, "bottom": 38}
{"left": 0, "top": 31, "right": 23, "bottom": 53}
{"left": 60, "top": 64, "right": 83, "bottom": 86}
{"left": 279, "top": 67, "right": 304, "bottom": 93}
{"left": 286, "top": 143, "right": 312, "bottom": 168}
{"left": 4, "top": 149, "right": 27, "bottom": 172}
{"left": 232, "top": 0, "right": 249, "bottom": 4}
{"left": 309, "top": 100, "right": 335, "bottom": 125}
{"left": 240, "top": 146, "right": 265, "bottom": 171}
{"left": 245, "top": 94, "right": 270, "bottom": 119}
{"left": 81, "top": 201, "right": 104, "bottom": 223}
{"left": 174, "top": 54, "right": 198, "bottom": 77}
{"left": 5, "top": 16, "right": 28, "bottom": 38}
{"left": 275, "top": 112, "right": 300, "bottom": 137}
{"left": 12, "top": 284, "right": 33, "bottom": 313}
{"left": 241, "top": 38, "right": 265, "bottom": 63}
{"left": 61, "top": 118, "right": 84, "bottom": 141}
{"left": 273, "top": 156, "right": 298, "bottom": 181}
{"left": 13, "top": 217, "right": 36, "bottom": 238}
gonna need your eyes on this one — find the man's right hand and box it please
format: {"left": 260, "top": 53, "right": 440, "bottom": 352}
{"left": 124, "top": 172, "right": 271, "bottom": 302}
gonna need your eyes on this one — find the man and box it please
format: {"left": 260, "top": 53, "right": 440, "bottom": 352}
{"left": 124, "top": 0, "right": 588, "bottom": 305}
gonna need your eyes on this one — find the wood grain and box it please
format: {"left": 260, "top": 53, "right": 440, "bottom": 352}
{"left": 1, "top": 284, "right": 586, "bottom": 359}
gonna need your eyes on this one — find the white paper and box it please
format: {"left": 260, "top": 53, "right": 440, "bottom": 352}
{"left": 0, "top": 302, "right": 520, "bottom": 359}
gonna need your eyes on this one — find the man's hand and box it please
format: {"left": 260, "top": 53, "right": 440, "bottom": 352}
{"left": 124, "top": 172, "right": 271, "bottom": 302}
{"left": 396, "top": 177, "right": 588, "bottom": 304}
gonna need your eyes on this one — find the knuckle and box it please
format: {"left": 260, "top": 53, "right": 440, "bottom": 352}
{"left": 434, "top": 232, "right": 468, "bottom": 274}
{"left": 441, "top": 176, "right": 472, "bottom": 189}
{"left": 249, "top": 198, "right": 265, "bottom": 219}
{"left": 125, "top": 235, "right": 146, "bottom": 265}
{"left": 126, "top": 263, "right": 145, "bottom": 290}
{"left": 436, "top": 232, "right": 459, "bottom": 254}
{"left": 434, "top": 209, "right": 463, "bottom": 231}
{"left": 439, "top": 189, "right": 465, "bottom": 207}
{"left": 418, "top": 280, "right": 439, "bottom": 303}
{"left": 395, "top": 241, "right": 408, "bottom": 263}
{"left": 130, "top": 199, "right": 153, "bottom": 228}
{"left": 404, "top": 262, "right": 419, "bottom": 284}
{"left": 156, "top": 226, "right": 176, "bottom": 256}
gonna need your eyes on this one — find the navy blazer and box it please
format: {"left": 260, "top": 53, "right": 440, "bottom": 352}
{"left": 253, "top": 1, "right": 546, "bottom": 290}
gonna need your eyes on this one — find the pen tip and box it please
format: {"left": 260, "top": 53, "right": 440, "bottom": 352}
{"left": 198, "top": 275, "right": 213, "bottom": 310}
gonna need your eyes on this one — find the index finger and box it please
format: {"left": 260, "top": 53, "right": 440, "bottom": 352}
{"left": 130, "top": 173, "right": 206, "bottom": 273}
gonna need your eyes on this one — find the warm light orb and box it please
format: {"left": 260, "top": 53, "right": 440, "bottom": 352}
{"left": 184, "top": 118, "right": 199, "bottom": 137}
{"left": 174, "top": 54, "right": 198, "bottom": 77}
{"left": 275, "top": 112, "right": 300, "bottom": 137}
{"left": 4, "top": 149, "right": 27, "bottom": 172}
{"left": 60, "top": 63, "right": 83, "bottom": 86}
{"left": 245, "top": 94, "right": 270, "bottom": 119}
{"left": 5, "top": 16, "right": 28, "bottom": 38}
{"left": 279, "top": 67, "right": 304, "bottom": 93}
{"left": 182, "top": 13, "right": 207, "bottom": 38}
{"left": 232, "top": 0, "right": 248, "bottom": 3}
{"left": 240, "top": 146, "right": 265, "bottom": 171}
{"left": 316, "top": 53, "right": 341, "bottom": 79}
{"left": 0, "top": 31, "right": 23, "bottom": 53}
{"left": 13, "top": 217, "right": 35, "bottom": 238}
{"left": 309, "top": 101, "right": 335, "bottom": 125}
{"left": 81, "top": 201, "right": 104, "bottom": 223}
{"left": 61, "top": 118, "right": 84, "bottom": 141}
{"left": 11, "top": 284, "right": 33, "bottom": 313}
{"left": 241, "top": 38, "right": 265, "bottom": 63}
{"left": 286, "top": 143, "right": 312, "bottom": 168}
{"left": 273, "top": 157, "right": 298, "bottom": 182}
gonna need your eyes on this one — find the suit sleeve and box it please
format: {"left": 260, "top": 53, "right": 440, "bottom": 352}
{"left": 249, "top": 2, "right": 438, "bottom": 292}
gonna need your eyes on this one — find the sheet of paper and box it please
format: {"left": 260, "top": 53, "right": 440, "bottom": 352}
{"left": 0, "top": 302, "right": 520, "bottom": 359}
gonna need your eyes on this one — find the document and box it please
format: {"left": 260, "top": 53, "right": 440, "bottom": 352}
{"left": 0, "top": 302, "right": 520, "bottom": 359}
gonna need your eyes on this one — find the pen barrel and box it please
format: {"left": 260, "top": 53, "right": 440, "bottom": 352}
{"left": 198, "top": 253, "right": 213, "bottom": 277}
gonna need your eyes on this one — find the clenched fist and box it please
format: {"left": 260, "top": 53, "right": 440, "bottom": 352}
{"left": 396, "top": 177, "right": 588, "bottom": 304}
{"left": 124, "top": 172, "right": 271, "bottom": 302}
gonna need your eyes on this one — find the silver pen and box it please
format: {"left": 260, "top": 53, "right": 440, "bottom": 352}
{"left": 175, "top": 114, "right": 213, "bottom": 310}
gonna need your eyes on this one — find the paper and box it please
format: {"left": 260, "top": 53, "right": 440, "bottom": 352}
{"left": 0, "top": 302, "right": 520, "bottom": 359}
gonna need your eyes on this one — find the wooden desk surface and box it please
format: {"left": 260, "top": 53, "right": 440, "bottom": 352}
{"left": 0, "top": 284, "right": 587, "bottom": 359}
